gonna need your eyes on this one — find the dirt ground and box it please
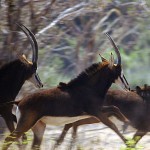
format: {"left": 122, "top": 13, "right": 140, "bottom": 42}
{"left": 0, "top": 117, "right": 150, "bottom": 150}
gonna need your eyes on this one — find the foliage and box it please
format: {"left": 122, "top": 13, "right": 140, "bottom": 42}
{"left": 120, "top": 137, "right": 144, "bottom": 150}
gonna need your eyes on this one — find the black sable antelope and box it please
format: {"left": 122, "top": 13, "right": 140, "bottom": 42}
{"left": 54, "top": 84, "right": 150, "bottom": 149}
{"left": 2, "top": 33, "right": 130, "bottom": 150}
{"left": 0, "top": 24, "right": 43, "bottom": 136}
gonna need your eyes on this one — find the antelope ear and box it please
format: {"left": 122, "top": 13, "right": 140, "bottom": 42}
{"left": 21, "top": 54, "right": 33, "bottom": 65}
{"left": 22, "top": 54, "right": 27, "bottom": 59}
{"left": 108, "top": 52, "right": 114, "bottom": 68}
{"left": 99, "top": 54, "right": 108, "bottom": 62}
{"left": 136, "top": 86, "right": 141, "bottom": 91}
{"left": 19, "top": 54, "right": 27, "bottom": 60}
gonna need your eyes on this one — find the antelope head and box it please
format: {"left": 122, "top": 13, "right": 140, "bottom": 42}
{"left": 102, "top": 33, "right": 130, "bottom": 91}
{"left": 136, "top": 84, "right": 150, "bottom": 101}
{"left": 17, "top": 23, "right": 43, "bottom": 88}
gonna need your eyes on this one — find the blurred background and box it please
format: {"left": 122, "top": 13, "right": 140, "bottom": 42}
{"left": 0, "top": 0, "right": 150, "bottom": 149}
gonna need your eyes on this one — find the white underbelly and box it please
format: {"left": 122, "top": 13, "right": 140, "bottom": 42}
{"left": 40, "top": 115, "right": 91, "bottom": 126}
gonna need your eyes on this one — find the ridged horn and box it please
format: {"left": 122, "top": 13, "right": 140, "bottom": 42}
{"left": 17, "top": 23, "right": 38, "bottom": 65}
{"left": 105, "top": 33, "right": 121, "bottom": 65}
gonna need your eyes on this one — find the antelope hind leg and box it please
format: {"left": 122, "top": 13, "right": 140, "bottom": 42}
{"left": 31, "top": 120, "right": 46, "bottom": 150}
{"left": 2, "top": 112, "right": 24, "bottom": 148}
{"left": 102, "top": 106, "right": 130, "bottom": 124}
{"left": 2, "top": 113, "right": 39, "bottom": 150}
{"left": 67, "top": 124, "right": 78, "bottom": 150}
{"left": 52, "top": 123, "right": 73, "bottom": 150}
{"left": 12, "top": 113, "right": 28, "bottom": 146}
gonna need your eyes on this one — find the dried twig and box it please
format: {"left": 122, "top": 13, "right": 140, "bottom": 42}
{"left": 37, "top": 2, "right": 89, "bottom": 35}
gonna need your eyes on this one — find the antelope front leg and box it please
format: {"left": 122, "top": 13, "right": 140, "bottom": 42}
{"left": 31, "top": 121, "right": 46, "bottom": 150}
{"left": 52, "top": 123, "right": 73, "bottom": 150}
{"left": 53, "top": 117, "right": 99, "bottom": 150}
{"left": 96, "top": 112, "right": 127, "bottom": 144}
{"left": 67, "top": 124, "right": 78, "bottom": 150}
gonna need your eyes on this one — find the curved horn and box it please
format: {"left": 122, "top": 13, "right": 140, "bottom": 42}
{"left": 105, "top": 33, "right": 121, "bottom": 65}
{"left": 16, "top": 23, "right": 38, "bottom": 64}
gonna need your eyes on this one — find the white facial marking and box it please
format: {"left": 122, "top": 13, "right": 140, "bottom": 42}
{"left": 115, "top": 70, "right": 130, "bottom": 91}
{"left": 115, "top": 77, "right": 126, "bottom": 90}
{"left": 16, "top": 107, "right": 21, "bottom": 123}
{"left": 115, "top": 76, "right": 128, "bottom": 91}
{"left": 28, "top": 73, "right": 40, "bottom": 88}
{"left": 40, "top": 115, "right": 91, "bottom": 126}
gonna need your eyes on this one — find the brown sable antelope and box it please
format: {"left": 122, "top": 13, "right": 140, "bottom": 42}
{"left": 53, "top": 84, "right": 150, "bottom": 149}
{"left": 1, "top": 33, "right": 130, "bottom": 150}
{"left": 0, "top": 23, "right": 43, "bottom": 137}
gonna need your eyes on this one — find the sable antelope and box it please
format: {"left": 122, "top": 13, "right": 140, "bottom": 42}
{"left": 54, "top": 85, "right": 150, "bottom": 149}
{"left": 1, "top": 33, "right": 130, "bottom": 150}
{"left": 0, "top": 24, "right": 43, "bottom": 137}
